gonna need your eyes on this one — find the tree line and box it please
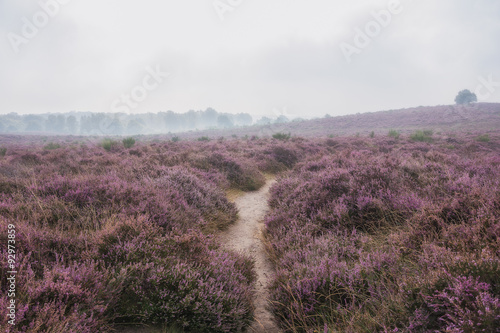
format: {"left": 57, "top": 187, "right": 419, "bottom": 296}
{"left": 0, "top": 108, "right": 264, "bottom": 135}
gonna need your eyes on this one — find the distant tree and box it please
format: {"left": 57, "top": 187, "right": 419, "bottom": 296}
{"left": 6, "top": 125, "right": 18, "bottom": 133}
{"left": 234, "top": 113, "right": 253, "bottom": 126}
{"left": 202, "top": 108, "right": 219, "bottom": 127}
{"left": 455, "top": 89, "right": 477, "bottom": 105}
{"left": 275, "top": 115, "right": 289, "bottom": 124}
{"left": 79, "top": 115, "right": 92, "bottom": 134}
{"left": 95, "top": 114, "right": 123, "bottom": 135}
{"left": 25, "top": 115, "right": 44, "bottom": 132}
{"left": 45, "top": 115, "right": 66, "bottom": 133}
{"left": 26, "top": 121, "right": 42, "bottom": 132}
{"left": 217, "top": 115, "right": 233, "bottom": 128}
{"left": 126, "top": 119, "right": 144, "bottom": 135}
{"left": 185, "top": 110, "right": 199, "bottom": 129}
{"left": 107, "top": 118, "right": 124, "bottom": 135}
{"left": 256, "top": 117, "right": 272, "bottom": 125}
{"left": 56, "top": 115, "right": 66, "bottom": 133}
{"left": 66, "top": 116, "right": 78, "bottom": 134}
{"left": 163, "top": 111, "right": 180, "bottom": 132}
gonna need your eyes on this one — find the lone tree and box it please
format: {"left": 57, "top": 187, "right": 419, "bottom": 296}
{"left": 455, "top": 89, "right": 477, "bottom": 105}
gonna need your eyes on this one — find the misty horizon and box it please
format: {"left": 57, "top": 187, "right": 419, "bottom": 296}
{"left": 1, "top": 0, "right": 499, "bottom": 119}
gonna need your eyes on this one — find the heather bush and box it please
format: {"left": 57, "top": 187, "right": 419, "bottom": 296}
{"left": 411, "top": 275, "right": 500, "bottom": 331}
{"left": 150, "top": 167, "right": 238, "bottom": 231}
{"left": 92, "top": 217, "right": 255, "bottom": 331}
{"left": 195, "top": 152, "right": 266, "bottom": 191}
{"left": 269, "top": 145, "right": 298, "bottom": 169}
{"left": 14, "top": 152, "right": 42, "bottom": 165}
{"left": 119, "top": 251, "right": 255, "bottom": 332}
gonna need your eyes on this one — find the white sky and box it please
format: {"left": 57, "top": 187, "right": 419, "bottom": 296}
{"left": 1, "top": 0, "right": 499, "bottom": 118}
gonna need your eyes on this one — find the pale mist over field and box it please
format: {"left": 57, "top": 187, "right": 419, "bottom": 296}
{"left": 1, "top": 0, "right": 499, "bottom": 126}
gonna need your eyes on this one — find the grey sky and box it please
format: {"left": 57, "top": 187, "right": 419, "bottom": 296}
{"left": 1, "top": 0, "right": 499, "bottom": 118}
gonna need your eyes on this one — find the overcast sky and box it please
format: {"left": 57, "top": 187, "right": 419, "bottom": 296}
{"left": 1, "top": 0, "right": 499, "bottom": 118}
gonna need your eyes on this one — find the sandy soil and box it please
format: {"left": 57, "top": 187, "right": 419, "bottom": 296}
{"left": 219, "top": 179, "right": 281, "bottom": 333}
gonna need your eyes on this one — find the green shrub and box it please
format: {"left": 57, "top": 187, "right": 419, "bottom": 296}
{"left": 370, "top": 131, "right": 375, "bottom": 138}
{"left": 476, "top": 134, "right": 490, "bottom": 142}
{"left": 197, "top": 136, "right": 210, "bottom": 142}
{"left": 43, "top": 142, "right": 61, "bottom": 150}
{"left": 0, "top": 147, "right": 6, "bottom": 157}
{"left": 388, "top": 130, "right": 400, "bottom": 139}
{"left": 272, "top": 132, "right": 291, "bottom": 141}
{"left": 101, "top": 139, "right": 119, "bottom": 151}
{"left": 122, "top": 137, "right": 136, "bottom": 148}
{"left": 171, "top": 136, "right": 180, "bottom": 142}
{"left": 410, "top": 130, "right": 433, "bottom": 142}
{"left": 423, "top": 129, "right": 434, "bottom": 136}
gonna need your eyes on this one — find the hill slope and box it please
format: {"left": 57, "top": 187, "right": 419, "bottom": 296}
{"left": 177, "top": 103, "right": 500, "bottom": 139}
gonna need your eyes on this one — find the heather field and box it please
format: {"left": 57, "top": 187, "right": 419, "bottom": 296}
{"left": 0, "top": 129, "right": 499, "bottom": 332}
{"left": 264, "top": 133, "right": 500, "bottom": 332}
{"left": 0, "top": 136, "right": 311, "bottom": 332}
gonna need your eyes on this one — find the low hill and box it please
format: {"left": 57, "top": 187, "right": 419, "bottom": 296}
{"left": 176, "top": 103, "right": 500, "bottom": 139}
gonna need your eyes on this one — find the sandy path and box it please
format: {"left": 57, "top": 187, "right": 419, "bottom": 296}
{"left": 220, "top": 179, "right": 281, "bottom": 333}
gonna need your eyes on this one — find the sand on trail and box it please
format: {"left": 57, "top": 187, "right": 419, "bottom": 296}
{"left": 220, "top": 179, "right": 281, "bottom": 333}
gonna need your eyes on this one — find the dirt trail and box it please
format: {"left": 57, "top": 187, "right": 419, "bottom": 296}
{"left": 220, "top": 179, "right": 281, "bottom": 333}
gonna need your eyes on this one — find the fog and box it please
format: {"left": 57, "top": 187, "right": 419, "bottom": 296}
{"left": 1, "top": 0, "right": 499, "bottom": 120}
{"left": 0, "top": 109, "right": 268, "bottom": 135}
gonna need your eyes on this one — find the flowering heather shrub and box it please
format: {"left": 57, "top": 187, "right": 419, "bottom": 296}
{"left": 251, "top": 142, "right": 305, "bottom": 173}
{"left": 93, "top": 217, "right": 256, "bottom": 332}
{"left": 194, "top": 152, "right": 266, "bottom": 191}
{"left": 269, "top": 145, "right": 298, "bottom": 169}
{"left": 413, "top": 275, "right": 500, "bottom": 331}
{"left": 120, "top": 251, "right": 255, "bottom": 332}
{"left": 0, "top": 223, "right": 121, "bottom": 332}
{"left": 263, "top": 135, "right": 500, "bottom": 332}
